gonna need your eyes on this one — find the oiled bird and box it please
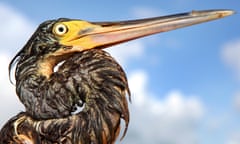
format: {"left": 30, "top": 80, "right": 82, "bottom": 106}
{"left": 0, "top": 10, "right": 234, "bottom": 143}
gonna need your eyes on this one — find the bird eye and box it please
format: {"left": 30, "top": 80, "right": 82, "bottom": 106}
{"left": 53, "top": 23, "right": 68, "bottom": 36}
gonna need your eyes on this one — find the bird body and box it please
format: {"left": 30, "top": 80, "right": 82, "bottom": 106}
{"left": 0, "top": 10, "right": 234, "bottom": 143}
{"left": 2, "top": 49, "right": 130, "bottom": 143}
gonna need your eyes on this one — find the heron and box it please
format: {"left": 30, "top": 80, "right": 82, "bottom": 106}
{"left": 0, "top": 10, "right": 234, "bottom": 143}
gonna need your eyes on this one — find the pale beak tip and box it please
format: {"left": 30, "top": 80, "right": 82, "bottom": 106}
{"left": 191, "top": 9, "right": 235, "bottom": 18}
{"left": 219, "top": 9, "right": 236, "bottom": 17}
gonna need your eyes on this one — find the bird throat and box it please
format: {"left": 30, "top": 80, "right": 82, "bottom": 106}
{"left": 37, "top": 54, "right": 72, "bottom": 79}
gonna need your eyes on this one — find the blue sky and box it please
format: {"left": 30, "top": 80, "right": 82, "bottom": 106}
{"left": 0, "top": 1, "right": 239, "bottom": 144}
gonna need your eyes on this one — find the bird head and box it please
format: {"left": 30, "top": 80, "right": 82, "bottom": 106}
{"left": 9, "top": 10, "right": 234, "bottom": 79}
{"left": 39, "top": 10, "right": 234, "bottom": 57}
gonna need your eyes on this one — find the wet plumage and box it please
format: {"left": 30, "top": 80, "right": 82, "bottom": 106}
{"left": 0, "top": 10, "right": 233, "bottom": 143}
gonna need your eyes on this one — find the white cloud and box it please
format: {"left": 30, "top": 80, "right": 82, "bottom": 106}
{"left": 121, "top": 70, "right": 204, "bottom": 144}
{"left": 0, "top": 2, "right": 35, "bottom": 54}
{"left": 226, "top": 132, "right": 240, "bottom": 144}
{"left": 221, "top": 39, "right": 240, "bottom": 79}
{"left": 0, "top": 54, "right": 24, "bottom": 128}
{"left": 0, "top": 3, "right": 34, "bottom": 128}
{"left": 105, "top": 32, "right": 204, "bottom": 143}
{"left": 222, "top": 39, "right": 240, "bottom": 144}
{"left": 233, "top": 91, "right": 240, "bottom": 112}
{"left": 106, "top": 40, "right": 145, "bottom": 67}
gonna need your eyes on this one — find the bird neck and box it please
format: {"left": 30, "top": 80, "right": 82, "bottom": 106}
{"left": 15, "top": 53, "right": 77, "bottom": 119}
{"left": 15, "top": 53, "right": 72, "bottom": 93}
{"left": 37, "top": 55, "right": 63, "bottom": 79}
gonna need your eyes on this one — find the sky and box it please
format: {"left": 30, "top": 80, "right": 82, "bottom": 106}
{"left": 0, "top": 1, "right": 239, "bottom": 144}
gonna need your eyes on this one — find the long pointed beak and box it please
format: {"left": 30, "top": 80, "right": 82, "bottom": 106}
{"left": 58, "top": 9, "right": 234, "bottom": 52}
